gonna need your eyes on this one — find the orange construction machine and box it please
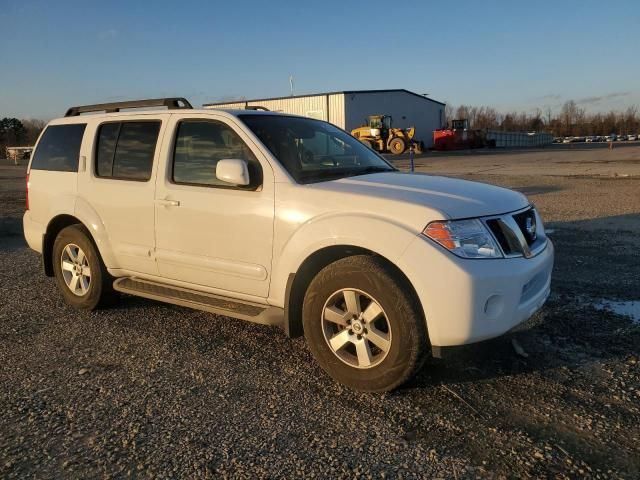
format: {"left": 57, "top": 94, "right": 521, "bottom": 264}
{"left": 432, "top": 119, "right": 489, "bottom": 151}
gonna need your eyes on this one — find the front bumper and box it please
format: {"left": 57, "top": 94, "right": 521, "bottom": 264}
{"left": 397, "top": 235, "right": 554, "bottom": 347}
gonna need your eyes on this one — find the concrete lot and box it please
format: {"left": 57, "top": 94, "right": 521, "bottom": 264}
{"left": 1, "top": 145, "right": 639, "bottom": 478}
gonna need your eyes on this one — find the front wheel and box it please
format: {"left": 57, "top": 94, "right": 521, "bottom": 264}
{"left": 389, "top": 137, "right": 406, "bottom": 155}
{"left": 303, "top": 255, "right": 429, "bottom": 392}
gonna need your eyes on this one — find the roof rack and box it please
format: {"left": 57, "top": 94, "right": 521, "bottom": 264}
{"left": 64, "top": 97, "right": 193, "bottom": 117}
{"left": 244, "top": 105, "right": 270, "bottom": 111}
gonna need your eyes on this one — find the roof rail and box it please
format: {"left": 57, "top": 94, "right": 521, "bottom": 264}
{"left": 64, "top": 97, "right": 193, "bottom": 117}
{"left": 245, "top": 105, "right": 270, "bottom": 111}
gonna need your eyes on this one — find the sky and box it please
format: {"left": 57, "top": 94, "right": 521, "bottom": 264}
{"left": 1, "top": 0, "right": 639, "bottom": 119}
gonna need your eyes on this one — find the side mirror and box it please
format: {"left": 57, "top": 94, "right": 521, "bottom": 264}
{"left": 216, "top": 159, "right": 250, "bottom": 186}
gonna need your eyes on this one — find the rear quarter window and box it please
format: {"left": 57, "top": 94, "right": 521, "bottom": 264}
{"left": 30, "top": 124, "right": 86, "bottom": 172}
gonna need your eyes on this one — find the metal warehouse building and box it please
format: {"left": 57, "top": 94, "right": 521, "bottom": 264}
{"left": 203, "top": 89, "right": 446, "bottom": 148}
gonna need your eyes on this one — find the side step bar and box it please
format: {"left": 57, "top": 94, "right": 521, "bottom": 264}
{"left": 113, "top": 277, "right": 284, "bottom": 328}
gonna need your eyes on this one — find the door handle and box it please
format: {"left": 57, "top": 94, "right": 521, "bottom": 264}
{"left": 156, "top": 198, "right": 180, "bottom": 207}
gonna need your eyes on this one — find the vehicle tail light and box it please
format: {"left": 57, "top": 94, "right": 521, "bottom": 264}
{"left": 25, "top": 172, "right": 30, "bottom": 211}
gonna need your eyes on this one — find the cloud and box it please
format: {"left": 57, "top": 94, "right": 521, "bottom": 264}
{"left": 576, "top": 91, "right": 630, "bottom": 105}
{"left": 97, "top": 28, "right": 119, "bottom": 40}
{"left": 538, "top": 94, "right": 562, "bottom": 101}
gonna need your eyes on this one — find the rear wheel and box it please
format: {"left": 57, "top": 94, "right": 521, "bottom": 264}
{"left": 302, "top": 255, "right": 429, "bottom": 392}
{"left": 52, "top": 225, "right": 114, "bottom": 310}
{"left": 389, "top": 137, "right": 406, "bottom": 155}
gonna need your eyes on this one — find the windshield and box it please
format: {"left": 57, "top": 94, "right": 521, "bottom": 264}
{"left": 239, "top": 114, "right": 395, "bottom": 184}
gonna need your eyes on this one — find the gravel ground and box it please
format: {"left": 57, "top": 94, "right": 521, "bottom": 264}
{"left": 1, "top": 151, "right": 639, "bottom": 478}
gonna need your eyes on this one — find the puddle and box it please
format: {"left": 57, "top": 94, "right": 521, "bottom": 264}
{"left": 593, "top": 299, "right": 640, "bottom": 323}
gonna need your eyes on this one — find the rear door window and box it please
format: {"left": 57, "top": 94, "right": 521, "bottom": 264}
{"left": 95, "top": 121, "right": 161, "bottom": 181}
{"left": 96, "top": 123, "right": 119, "bottom": 177}
{"left": 30, "top": 124, "right": 86, "bottom": 172}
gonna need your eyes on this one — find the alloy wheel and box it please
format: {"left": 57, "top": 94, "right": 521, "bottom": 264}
{"left": 60, "top": 243, "right": 91, "bottom": 296}
{"left": 321, "top": 288, "right": 392, "bottom": 369}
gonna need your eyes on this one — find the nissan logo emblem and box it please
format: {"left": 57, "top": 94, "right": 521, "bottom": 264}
{"left": 526, "top": 216, "right": 537, "bottom": 240}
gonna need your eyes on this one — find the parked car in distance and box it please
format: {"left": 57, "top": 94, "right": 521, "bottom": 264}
{"left": 627, "top": 134, "right": 637, "bottom": 141}
{"left": 617, "top": 134, "right": 627, "bottom": 141}
{"left": 605, "top": 134, "right": 617, "bottom": 142}
{"left": 23, "top": 97, "right": 554, "bottom": 392}
{"left": 563, "top": 137, "right": 573, "bottom": 143}
{"left": 585, "top": 136, "right": 594, "bottom": 143}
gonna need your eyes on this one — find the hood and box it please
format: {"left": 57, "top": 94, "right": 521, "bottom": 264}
{"left": 311, "top": 172, "right": 529, "bottom": 220}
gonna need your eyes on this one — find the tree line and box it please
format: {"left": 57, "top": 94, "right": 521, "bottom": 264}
{"left": 445, "top": 101, "right": 640, "bottom": 137}
{"left": 0, "top": 117, "right": 46, "bottom": 154}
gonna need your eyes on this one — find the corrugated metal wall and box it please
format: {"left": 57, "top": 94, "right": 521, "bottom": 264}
{"left": 204, "top": 94, "right": 346, "bottom": 128}
{"left": 327, "top": 94, "right": 345, "bottom": 127}
{"left": 485, "top": 130, "right": 553, "bottom": 147}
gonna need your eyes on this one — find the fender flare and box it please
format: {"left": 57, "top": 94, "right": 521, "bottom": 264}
{"left": 73, "top": 197, "right": 119, "bottom": 269}
{"left": 269, "top": 213, "right": 420, "bottom": 308}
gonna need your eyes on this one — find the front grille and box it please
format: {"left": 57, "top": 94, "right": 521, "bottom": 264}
{"left": 486, "top": 219, "right": 517, "bottom": 255}
{"left": 513, "top": 209, "right": 537, "bottom": 245}
{"left": 484, "top": 207, "right": 546, "bottom": 258}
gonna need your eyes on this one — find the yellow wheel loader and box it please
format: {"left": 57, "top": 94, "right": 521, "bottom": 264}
{"left": 351, "top": 115, "right": 423, "bottom": 155}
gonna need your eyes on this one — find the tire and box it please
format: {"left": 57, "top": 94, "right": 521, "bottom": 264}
{"left": 389, "top": 137, "right": 406, "bottom": 155}
{"left": 302, "top": 255, "right": 429, "bottom": 392}
{"left": 359, "top": 138, "right": 373, "bottom": 149}
{"left": 52, "top": 224, "right": 115, "bottom": 310}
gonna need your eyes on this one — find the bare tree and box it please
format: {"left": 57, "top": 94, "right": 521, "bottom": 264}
{"left": 560, "top": 100, "right": 580, "bottom": 135}
{"left": 455, "top": 105, "right": 471, "bottom": 122}
{"left": 544, "top": 107, "right": 553, "bottom": 128}
{"left": 625, "top": 106, "right": 638, "bottom": 134}
{"left": 21, "top": 119, "right": 46, "bottom": 144}
{"left": 528, "top": 109, "right": 544, "bottom": 132}
{"left": 444, "top": 104, "right": 454, "bottom": 126}
{"left": 439, "top": 101, "right": 639, "bottom": 136}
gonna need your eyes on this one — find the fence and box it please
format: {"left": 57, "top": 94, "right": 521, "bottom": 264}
{"left": 485, "top": 131, "right": 553, "bottom": 148}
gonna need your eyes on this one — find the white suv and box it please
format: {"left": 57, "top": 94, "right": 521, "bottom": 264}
{"left": 23, "top": 98, "right": 553, "bottom": 392}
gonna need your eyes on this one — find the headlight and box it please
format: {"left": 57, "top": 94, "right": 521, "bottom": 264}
{"left": 423, "top": 219, "right": 503, "bottom": 259}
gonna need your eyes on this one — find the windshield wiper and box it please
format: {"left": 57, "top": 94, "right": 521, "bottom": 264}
{"left": 344, "top": 165, "right": 395, "bottom": 177}
{"left": 298, "top": 170, "right": 352, "bottom": 184}
{"left": 297, "top": 166, "right": 394, "bottom": 184}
